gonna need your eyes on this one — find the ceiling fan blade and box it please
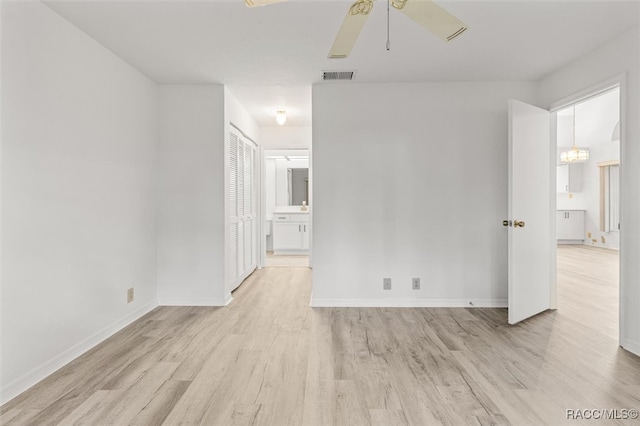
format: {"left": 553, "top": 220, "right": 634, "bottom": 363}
{"left": 393, "top": 0, "right": 468, "bottom": 42}
{"left": 245, "top": 0, "right": 287, "bottom": 7}
{"left": 328, "top": 0, "right": 374, "bottom": 59}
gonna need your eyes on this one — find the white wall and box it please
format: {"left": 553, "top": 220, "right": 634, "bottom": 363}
{"left": 265, "top": 159, "right": 277, "bottom": 219}
{"left": 537, "top": 27, "right": 640, "bottom": 355}
{"left": 157, "top": 85, "right": 227, "bottom": 306}
{"left": 312, "top": 82, "right": 536, "bottom": 306}
{"left": 157, "top": 87, "right": 259, "bottom": 305}
{"left": 260, "top": 126, "right": 311, "bottom": 149}
{"left": 225, "top": 88, "right": 260, "bottom": 145}
{"left": 1, "top": 1, "right": 159, "bottom": 403}
{"left": 265, "top": 158, "right": 277, "bottom": 250}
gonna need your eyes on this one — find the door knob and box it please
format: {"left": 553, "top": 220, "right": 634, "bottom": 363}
{"left": 502, "top": 220, "right": 512, "bottom": 227}
{"left": 514, "top": 220, "right": 525, "bottom": 228}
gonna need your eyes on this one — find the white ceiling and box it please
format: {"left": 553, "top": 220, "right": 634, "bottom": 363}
{"left": 44, "top": 0, "right": 640, "bottom": 126}
{"left": 227, "top": 85, "right": 312, "bottom": 127}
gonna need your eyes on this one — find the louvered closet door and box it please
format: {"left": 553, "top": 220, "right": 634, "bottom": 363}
{"left": 228, "top": 128, "right": 257, "bottom": 292}
{"left": 237, "top": 141, "right": 245, "bottom": 279}
{"left": 228, "top": 132, "right": 239, "bottom": 283}
{"left": 248, "top": 145, "right": 256, "bottom": 266}
{"left": 243, "top": 143, "right": 254, "bottom": 272}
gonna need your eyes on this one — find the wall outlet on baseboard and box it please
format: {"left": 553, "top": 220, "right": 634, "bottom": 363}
{"left": 383, "top": 278, "right": 392, "bottom": 290}
{"left": 587, "top": 232, "right": 592, "bottom": 238}
{"left": 127, "top": 287, "right": 134, "bottom": 303}
{"left": 412, "top": 277, "right": 420, "bottom": 290}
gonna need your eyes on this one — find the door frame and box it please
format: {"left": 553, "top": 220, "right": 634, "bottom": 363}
{"left": 259, "top": 148, "right": 312, "bottom": 269}
{"left": 547, "top": 73, "right": 626, "bottom": 346}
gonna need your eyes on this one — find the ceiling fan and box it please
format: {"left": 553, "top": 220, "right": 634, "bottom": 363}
{"left": 245, "top": 0, "right": 468, "bottom": 59}
{"left": 245, "top": 0, "right": 286, "bottom": 6}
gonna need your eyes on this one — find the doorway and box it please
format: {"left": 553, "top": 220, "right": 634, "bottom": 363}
{"left": 554, "top": 87, "right": 620, "bottom": 340}
{"left": 263, "top": 149, "right": 310, "bottom": 268}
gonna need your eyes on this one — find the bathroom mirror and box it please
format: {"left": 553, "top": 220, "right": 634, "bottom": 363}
{"left": 264, "top": 150, "right": 310, "bottom": 210}
{"left": 287, "top": 168, "right": 309, "bottom": 206}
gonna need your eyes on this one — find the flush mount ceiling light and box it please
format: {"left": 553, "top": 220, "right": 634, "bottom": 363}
{"left": 276, "top": 110, "right": 287, "bottom": 126}
{"left": 560, "top": 106, "right": 589, "bottom": 163}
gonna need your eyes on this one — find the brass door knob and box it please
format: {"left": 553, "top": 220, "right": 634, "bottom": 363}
{"left": 514, "top": 220, "right": 525, "bottom": 228}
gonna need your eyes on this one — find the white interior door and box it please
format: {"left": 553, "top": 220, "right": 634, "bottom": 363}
{"left": 508, "top": 99, "right": 551, "bottom": 324}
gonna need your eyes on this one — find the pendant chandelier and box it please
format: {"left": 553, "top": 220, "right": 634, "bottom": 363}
{"left": 560, "top": 106, "right": 589, "bottom": 163}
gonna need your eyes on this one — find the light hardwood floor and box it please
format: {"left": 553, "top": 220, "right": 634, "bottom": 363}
{"left": 265, "top": 252, "right": 309, "bottom": 268}
{"left": 2, "top": 246, "right": 639, "bottom": 425}
{"left": 557, "top": 244, "right": 619, "bottom": 340}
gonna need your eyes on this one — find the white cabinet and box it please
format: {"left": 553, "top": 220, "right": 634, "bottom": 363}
{"left": 273, "top": 213, "right": 309, "bottom": 254}
{"left": 557, "top": 164, "right": 582, "bottom": 193}
{"left": 275, "top": 223, "right": 303, "bottom": 249}
{"left": 557, "top": 210, "right": 585, "bottom": 242}
{"left": 301, "top": 225, "right": 310, "bottom": 250}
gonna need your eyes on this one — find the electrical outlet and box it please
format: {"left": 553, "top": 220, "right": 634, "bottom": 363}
{"left": 383, "top": 278, "right": 392, "bottom": 290}
{"left": 127, "top": 287, "right": 134, "bottom": 303}
{"left": 587, "top": 232, "right": 592, "bottom": 238}
{"left": 412, "top": 277, "right": 420, "bottom": 290}
{"left": 601, "top": 236, "right": 606, "bottom": 243}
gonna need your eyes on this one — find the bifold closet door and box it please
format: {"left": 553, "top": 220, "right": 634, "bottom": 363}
{"left": 243, "top": 142, "right": 256, "bottom": 272}
{"left": 228, "top": 129, "right": 257, "bottom": 291}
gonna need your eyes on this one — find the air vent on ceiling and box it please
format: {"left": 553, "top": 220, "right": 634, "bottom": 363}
{"left": 322, "top": 70, "right": 356, "bottom": 81}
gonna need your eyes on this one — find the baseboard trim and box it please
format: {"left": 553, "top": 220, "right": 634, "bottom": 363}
{"left": 621, "top": 338, "right": 640, "bottom": 357}
{"left": 310, "top": 298, "right": 507, "bottom": 308}
{"left": 274, "top": 250, "right": 309, "bottom": 256}
{"left": 0, "top": 300, "right": 158, "bottom": 406}
{"left": 158, "top": 297, "right": 229, "bottom": 306}
{"left": 224, "top": 293, "right": 233, "bottom": 306}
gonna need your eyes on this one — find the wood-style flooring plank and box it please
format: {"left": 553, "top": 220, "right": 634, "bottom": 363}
{"left": 3, "top": 247, "right": 640, "bottom": 425}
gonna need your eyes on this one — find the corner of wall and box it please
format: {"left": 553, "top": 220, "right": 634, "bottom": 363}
{"left": 157, "top": 84, "right": 226, "bottom": 305}
{"left": 0, "top": 301, "right": 158, "bottom": 406}
{"left": 621, "top": 339, "right": 640, "bottom": 357}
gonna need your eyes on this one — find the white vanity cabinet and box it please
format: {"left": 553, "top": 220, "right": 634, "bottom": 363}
{"left": 557, "top": 210, "right": 585, "bottom": 243}
{"left": 273, "top": 212, "right": 309, "bottom": 254}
